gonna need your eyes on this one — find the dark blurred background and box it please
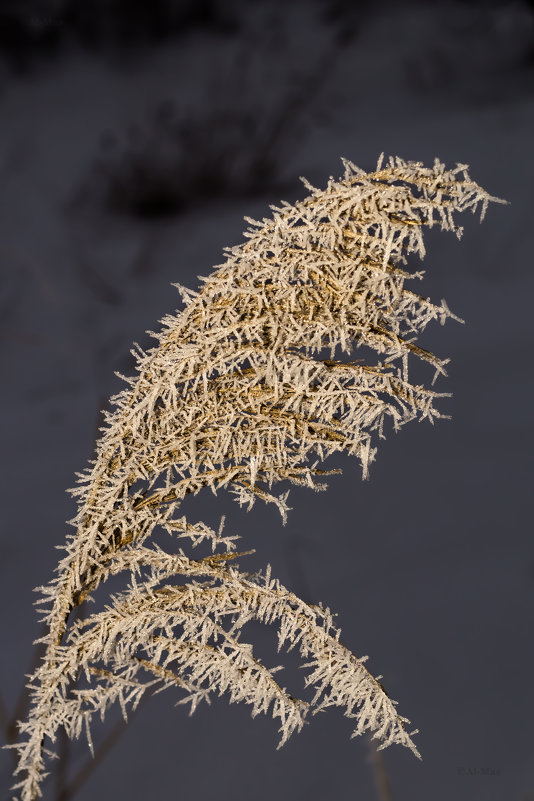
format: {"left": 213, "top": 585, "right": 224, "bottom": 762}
{"left": 0, "top": 1, "right": 532, "bottom": 800}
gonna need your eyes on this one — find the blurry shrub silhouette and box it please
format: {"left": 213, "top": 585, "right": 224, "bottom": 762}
{"left": 71, "top": 100, "right": 293, "bottom": 220}
{"left": 68, "top": 23, "right": 344, "bottom": 221}
{"left": 0, "top": 0, "right": 238, "bottom": 72}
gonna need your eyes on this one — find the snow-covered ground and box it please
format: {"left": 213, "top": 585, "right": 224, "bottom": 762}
{"left": 1, "top": 2, "right": 533, "bottom": 799}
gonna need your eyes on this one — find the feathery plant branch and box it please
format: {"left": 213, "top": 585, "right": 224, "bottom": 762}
{"left": 9, "top": 154, "right": 506, "bottom": 800}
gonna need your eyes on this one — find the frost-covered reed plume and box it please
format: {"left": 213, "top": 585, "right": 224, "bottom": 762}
{"left": 10, "top": 154, "right": 505, "bottom": 800}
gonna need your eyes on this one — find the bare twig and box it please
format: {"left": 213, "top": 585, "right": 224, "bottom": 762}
{"left": 56, "top": 697, "right": 149, "bottom": 801}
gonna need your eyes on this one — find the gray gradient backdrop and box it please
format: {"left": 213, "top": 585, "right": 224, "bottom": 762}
{"left": 0, "top": 1, "right": 532, "bottom": 800}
